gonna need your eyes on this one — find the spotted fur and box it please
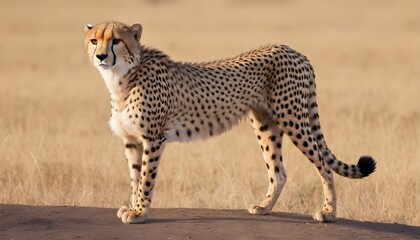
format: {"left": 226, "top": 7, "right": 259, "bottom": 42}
{"left": 84, "top": 22, "right": 376, "bottom": 224}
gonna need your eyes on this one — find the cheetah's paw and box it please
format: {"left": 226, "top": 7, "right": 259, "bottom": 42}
{"left": 117, "top": 206, "right": 147, "bottom": 224}
{"left": 117, "top": 205, "right": 130, "bottom": 218}
{"left": 313, "top": 210, "right": 336, "bottom": 223}
{"left": 248, "top": 204, "right": 271, "bottom": 215}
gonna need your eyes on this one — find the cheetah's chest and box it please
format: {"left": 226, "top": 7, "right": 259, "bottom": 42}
{"left": 109, "top": 112, "right": 127, "bottom": 139}
{"left": 109, "top": 109, "right": 143, "bottom": 140}
{"left": 100, "top": 66, "right": 145, "bottom": 140}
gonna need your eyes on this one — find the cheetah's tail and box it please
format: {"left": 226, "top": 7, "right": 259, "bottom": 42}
{"left": 326, "top": 154, "right": 376, "bottom": 179}
{"left": 307, "top": 76, "right": 376, "bottom": 179}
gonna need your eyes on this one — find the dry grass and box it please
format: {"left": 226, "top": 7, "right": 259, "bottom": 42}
{"left": 0, "top": 0, "right": 419, "bottom": 226}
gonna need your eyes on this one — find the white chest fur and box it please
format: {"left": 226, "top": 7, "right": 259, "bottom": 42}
{"left": 109, "top": 112, "right": 128, "bottom": 139}
{"left": 98, "top": 64, "right": 133, "bottom": 139}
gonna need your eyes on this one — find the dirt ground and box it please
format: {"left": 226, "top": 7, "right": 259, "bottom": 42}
{"left": 0, "top": 204, "right": 418, "bottom": 240}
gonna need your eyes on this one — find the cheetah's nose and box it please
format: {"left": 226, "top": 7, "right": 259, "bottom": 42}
{"left": 96, "top": 53, "right": 108, "bottom": 61}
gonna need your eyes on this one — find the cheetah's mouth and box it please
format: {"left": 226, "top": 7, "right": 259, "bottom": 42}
{"left": 97, "top": 59, "right": 116, "bottom": 68}
{"left": 98, "top": 62, "right": 113, "bottom": 68}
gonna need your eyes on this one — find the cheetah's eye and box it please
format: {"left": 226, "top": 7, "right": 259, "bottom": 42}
{"left": 112, "top": 39, "right": 121, "bottom": 45}
{"left": 90, "top": 39, "right": 98, "bottom": 45}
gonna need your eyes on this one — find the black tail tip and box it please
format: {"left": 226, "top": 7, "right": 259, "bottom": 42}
{"left": 357, "top": 156, "right": 376, "bottom": 177}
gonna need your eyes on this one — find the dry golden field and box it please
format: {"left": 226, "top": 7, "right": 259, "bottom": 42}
{"left": 0, "top": 0, "right": 419, "bottom": 226}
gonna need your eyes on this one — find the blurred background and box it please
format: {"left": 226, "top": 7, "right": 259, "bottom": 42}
{"left": 0, "top": 0, "right": 419, "bottom": 225}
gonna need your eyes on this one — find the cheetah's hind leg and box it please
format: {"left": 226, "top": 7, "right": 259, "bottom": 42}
{"left": 285, "top": 118, "right": 337, "bottom": 222}
{"left": 248, "top": 108, "right": 286, "bottom": 215}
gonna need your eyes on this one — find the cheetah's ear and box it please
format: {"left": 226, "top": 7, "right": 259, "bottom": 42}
{"left": 84, "top": 24, "right": 94, "bottom": 32}
{"left": 130, "top": 23, "right": 143, "bottom": 42}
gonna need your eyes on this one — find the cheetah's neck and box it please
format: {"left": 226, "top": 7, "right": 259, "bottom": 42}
{"left": 98, "top": 63, "right": 133, "bottom": 105}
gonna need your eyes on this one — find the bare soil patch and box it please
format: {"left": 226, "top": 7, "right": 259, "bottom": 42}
{"left": 0, "top": 204, "right": 418, "bottom": 239}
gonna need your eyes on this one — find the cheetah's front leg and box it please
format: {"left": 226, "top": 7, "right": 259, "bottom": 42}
{"left": 116, "top": 138, "right": 143, "bottom": 220}
{"left": 118, "top": 137, "right": 166, "bottom": 224}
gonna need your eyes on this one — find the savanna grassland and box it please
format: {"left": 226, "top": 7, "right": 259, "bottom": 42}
{"left": 0, "top": 0, "right": 419, "bottom": 226}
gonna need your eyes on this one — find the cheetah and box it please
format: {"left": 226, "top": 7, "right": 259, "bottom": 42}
{"left": 84, "top": 22, "right": 376, "bottom": 224}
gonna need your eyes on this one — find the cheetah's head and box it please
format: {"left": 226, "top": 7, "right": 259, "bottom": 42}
{"left": 84, "top": 22, "right": 142, "bottom": 71}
